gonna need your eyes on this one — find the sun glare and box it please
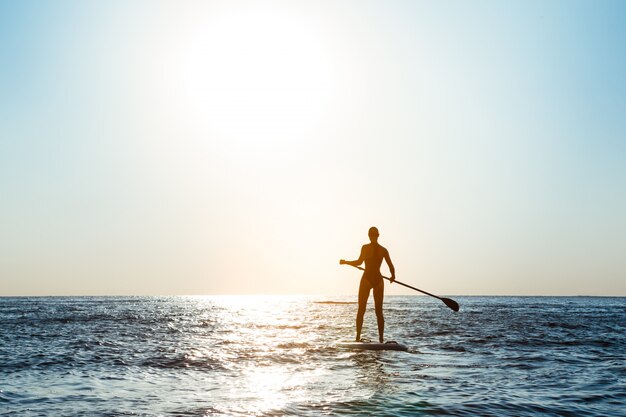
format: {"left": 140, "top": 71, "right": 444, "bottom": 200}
{"left": 181, "top": 6, "right": 336, "bottom": 146}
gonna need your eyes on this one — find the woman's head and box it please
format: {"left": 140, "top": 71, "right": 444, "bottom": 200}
{"left": 368, "top": 226, "right": 379, "bottom": 242}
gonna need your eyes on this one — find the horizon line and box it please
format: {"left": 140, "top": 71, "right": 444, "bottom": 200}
{"left": 1, "top": 294, "right": 625, "bottom": 298}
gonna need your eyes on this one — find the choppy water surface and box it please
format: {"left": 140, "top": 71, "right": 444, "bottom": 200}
{"left": 1, "top": 296, "right": 625, "bottom": 416}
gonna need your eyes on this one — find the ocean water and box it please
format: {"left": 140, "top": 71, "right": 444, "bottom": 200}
{"left": 1, "top": 296, "right": 625, "bottom": 416}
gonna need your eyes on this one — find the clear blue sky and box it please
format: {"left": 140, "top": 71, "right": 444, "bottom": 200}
{"left": 1, "top": 0, "right": 625, "bottom": 296}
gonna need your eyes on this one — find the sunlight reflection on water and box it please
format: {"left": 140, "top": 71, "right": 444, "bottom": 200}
{"left": 2, "top": 296, "right": 625, "bottom": 416}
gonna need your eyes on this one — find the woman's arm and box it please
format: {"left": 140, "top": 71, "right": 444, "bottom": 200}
{"left": 384, "top": 249, "right": 396, "bottom": 283}
{"left": 340, "top": 245, "right": 366, "bottom": 267}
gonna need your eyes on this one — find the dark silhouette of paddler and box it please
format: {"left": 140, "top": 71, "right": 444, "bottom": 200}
{"left": 340, "top": 226, "right": 395, "bottom": 342}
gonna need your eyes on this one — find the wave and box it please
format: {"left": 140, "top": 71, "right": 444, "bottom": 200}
{"left": 313, "top": 301, "right": 357, "bottom": 304}
{"left": 2, "top": 296, "right": 624, "bottom": 417}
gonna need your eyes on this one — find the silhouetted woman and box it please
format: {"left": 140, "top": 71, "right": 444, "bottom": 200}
{"left": 340, "top": 227, "right": 395, "bottom": 342}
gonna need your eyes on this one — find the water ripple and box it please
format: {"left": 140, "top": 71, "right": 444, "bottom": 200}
{"left": 1, "top": 296, "right": 625, "bottom": 416}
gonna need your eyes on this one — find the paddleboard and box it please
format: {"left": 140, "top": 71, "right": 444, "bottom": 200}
{"left": 337, "top": 341, "right": 409, "bottom": 351}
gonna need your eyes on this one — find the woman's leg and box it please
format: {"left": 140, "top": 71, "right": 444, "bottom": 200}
{"left": 356, "top": 278, "right": 371, "bottom": 341}
{"left": 373, "top": 281, "right": 385, "bottom": 342}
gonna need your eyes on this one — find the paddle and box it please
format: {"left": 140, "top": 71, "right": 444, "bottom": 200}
{"left": 345, "top": 264, "right": 460, "bottom": 312}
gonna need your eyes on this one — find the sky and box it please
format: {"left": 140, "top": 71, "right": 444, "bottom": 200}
{"left": 1, "top": 0, "right": 625, "bottom": 296}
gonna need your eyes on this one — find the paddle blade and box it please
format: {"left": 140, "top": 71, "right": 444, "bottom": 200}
{"left": 442, "top": 297, "right": 460, "bottom": 312}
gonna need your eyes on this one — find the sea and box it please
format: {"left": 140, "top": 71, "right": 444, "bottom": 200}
{"left": 1, "top": 296, "right": 625, "bottom": 416}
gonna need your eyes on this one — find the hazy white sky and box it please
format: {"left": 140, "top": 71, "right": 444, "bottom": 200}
{"left": 1, "top": 0, "right": 625, "bottom": 296}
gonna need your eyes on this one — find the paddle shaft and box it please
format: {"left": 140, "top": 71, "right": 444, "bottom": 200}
{"left": 350, "top": 265, "right": 443, "bottom": 300}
